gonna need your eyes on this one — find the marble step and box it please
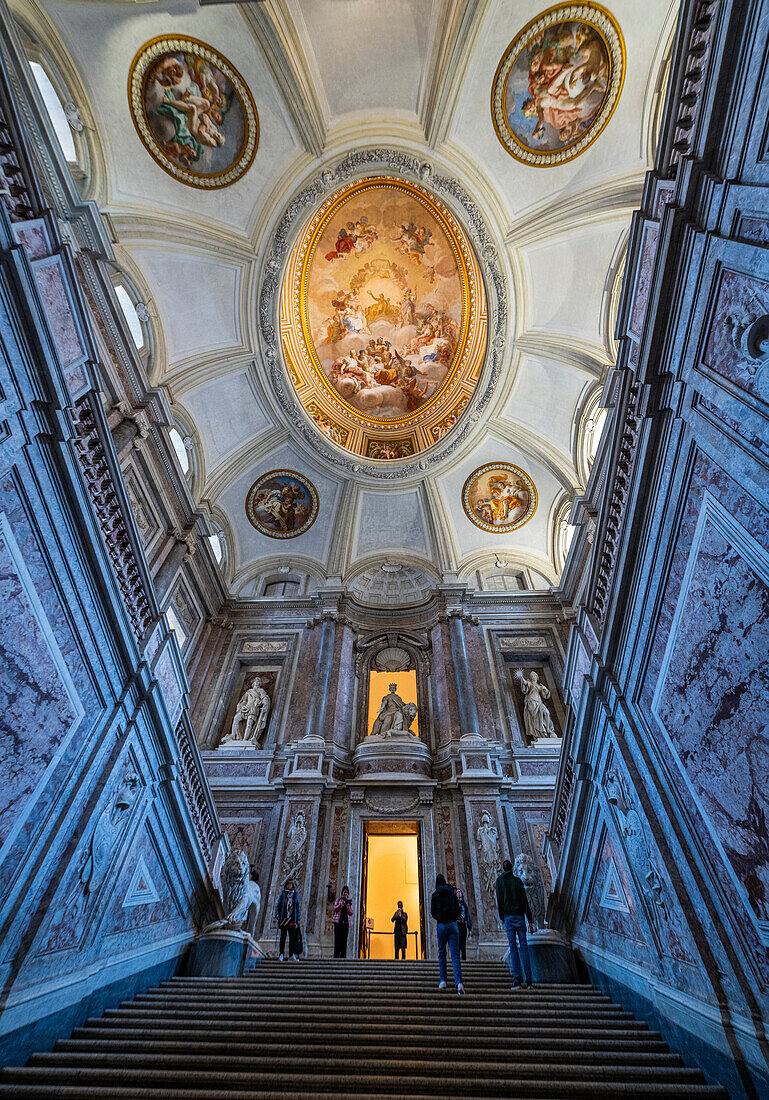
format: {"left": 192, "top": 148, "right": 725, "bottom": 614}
{"left": 81, "top": 1017, "right": 657, "bottom": 1040}
{"left": 37, "top": 1047, "right": 693, "bottom": 1071}
{"left": 68, "top": 1028, "right": 670, "bottom": 1052}
{"left": 0, "top": 1086, "right": 730, "bottom": 1099}
{"left": 1, "top": 1064, "right": 719, "bottom": 1093}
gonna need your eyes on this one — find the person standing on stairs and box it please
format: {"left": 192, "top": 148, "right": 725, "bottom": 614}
{"left": 430, "top": 874, "right": 465, "bottom": 995}
{"left": 455, "top": 888, "right": 472, "bottom": 960}
{"left": 275, "top": 878, "right": 301, "bottom": 960}
{"left": 328, "top": 884, "right": 353, "bottom": 958}
{"left": 392, "top": 901, "right": 408, "bottom": 959}
{"left": 495, "top": 859, "right": 534, "bottom": 990}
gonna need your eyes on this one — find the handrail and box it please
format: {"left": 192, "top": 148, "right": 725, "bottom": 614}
{"left": 364, "top": 929, "right": 419, "bottom": 958}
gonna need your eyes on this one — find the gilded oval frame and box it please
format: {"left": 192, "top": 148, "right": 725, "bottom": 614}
{"left": 245, "top": 470, "right": 319, "bottom": 540}
{"left": 491, "top": 4, "right": 625, "bottom": 167}
{"left": 128, "top": 35, "right": 258, "bottom": 189}
{"left": 280, "top": 175, "right": 488, "bottom": 460}
{"left": 462, "top": 462, "right": 538, "bottom": 533}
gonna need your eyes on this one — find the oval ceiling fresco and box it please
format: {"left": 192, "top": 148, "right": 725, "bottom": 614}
{"left": 280, "top": 177, "right": 487, "bottom": 460}
{"left": 491, "top": 3, "right": 625, "bottom": 167}
{"left": 128, "top": 35, "right": 259, "bottom": 189}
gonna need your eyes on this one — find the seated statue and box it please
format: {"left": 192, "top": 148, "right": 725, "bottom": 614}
{"left": 370, "top": 683, "right": 417, "bottom": 737}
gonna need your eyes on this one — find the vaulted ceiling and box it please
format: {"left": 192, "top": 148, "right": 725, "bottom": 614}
{"left": 25, "top": 0, "right": 678, "bottom": 597}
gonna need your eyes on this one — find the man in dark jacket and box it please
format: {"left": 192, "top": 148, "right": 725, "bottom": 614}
{"left": 430, "top": 874, "right": 465, "bottom": 994}
{"left": 495, "top": 859, "right": 535, "bottom": 989}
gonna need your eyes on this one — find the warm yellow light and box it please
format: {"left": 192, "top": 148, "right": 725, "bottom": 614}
{"left": 367, "top": 670, "right": 419, "bottom": 736}
{"left": 364, "top": 833, "right": 421, "bottom": 959}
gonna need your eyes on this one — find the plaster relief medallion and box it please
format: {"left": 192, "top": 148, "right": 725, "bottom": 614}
{"left": 281, "top": 176, "right": 487, "bottom": 459}
{"left": 462, "top": 463, "right": 537, "bottom": 533}
{"left": 491, "top": 4, "right": 625, "bottom": 166}
{"left": 128, "top": 36, "right": 258, "bottom": 189}
{"left": 245, "top": 470, "right": 319, "bottom": 539}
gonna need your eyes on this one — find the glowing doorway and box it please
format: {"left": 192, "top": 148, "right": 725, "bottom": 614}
{"left": 361, "top": 821, "right": 423, "bottom": 959}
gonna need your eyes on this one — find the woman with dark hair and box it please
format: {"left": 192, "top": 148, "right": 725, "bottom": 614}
{"left": 275, "top": 879, "right": 301, "bottom": 961}
{"left": 456, "top": 888, "right": 473, "bottom": 960}
{"left": 329, "top": 884, "right": 353, "bottom": 958}
{"left": 430, "top": 874, "right": 464, "bottom": 994}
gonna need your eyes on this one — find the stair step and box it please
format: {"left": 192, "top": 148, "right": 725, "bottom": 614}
{"left": 1, "top": 1065, "right": 714, "bottom": 1090}
{"left": 80, "top": 1018, "right": 658, "bottom": 1040}
{"left": 65, "top": 1031, "right": 670, "bottom": 1053}
{"left": 0, "top": 1088, "right": 730, "bottom": 1100}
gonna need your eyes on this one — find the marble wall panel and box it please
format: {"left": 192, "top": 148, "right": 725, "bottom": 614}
{"left": 642, "top": 452, "right": 769, "bottom": 967}
{"left": 652, "top": 486, "right": 769, "bottom": 931}
{"left": 583, "top": 830, "right": 648, "bottom": 947}
{"left": 703, "top": 269, "right": 769, "bottom": 404}
{"left": 99, "top": 821, "right": 185, "bottom": 940}
{"left": 0, "top": 478, "right": 99, "bottom": 902}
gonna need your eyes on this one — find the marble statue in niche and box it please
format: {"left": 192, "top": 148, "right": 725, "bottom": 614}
{"left": 281, "top": 810, "right": 308, "bottom": 886}
{"left": 476, "top": 809, "right": 501, "bottom": 896}
{"left": 514, "top": 852, "right": 547, "bottom": 930}
{"left": 370, "top": 682, "right": 417, "bottom": 736}
{"left": 516, "top": 669, "right": 558, "bottom": 740}
{"left": 204, "top": 849, "right": 261, "bottom": 932}
{"left": 220, "top": 678, "right": 271, "bottom": 748}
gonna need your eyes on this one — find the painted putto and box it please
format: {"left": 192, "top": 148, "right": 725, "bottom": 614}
{"left": 128, "top": 36, "right": 258, "bottom": 188}
{"left": 463, "top": 463, "right": 537, "bottom": 533}
{"left": 492, "top": 4, "right": 625, "bottom": 166}
{"left": 281, "top": 177, "right": 487, "bottom": 459}
{"left": 245, "top": 471, "right": 319, "bottom": 539}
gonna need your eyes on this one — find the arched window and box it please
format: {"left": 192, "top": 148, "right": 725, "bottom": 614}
{"left": 114, "top": 283, "right": 146, "bottom": 352}
{"left": 576, "top": 386, "right": 609, "bottom": 488}
{"left": 169, "top": 427, "right": 191, "bottom": 477}
{"left": 553, "top": 495, "right": 576, "bottom": 575}
{"left": 263, "top": 579, "right": 300, "bottom": 598}
{"left": 208, "top": 533, "right": 224, "bottom": 565}
{"left": 29, "top": 61, "right": 77, "bottom": 162}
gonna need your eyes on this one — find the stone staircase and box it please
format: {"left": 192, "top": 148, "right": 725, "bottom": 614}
{"left": 0, "top": 960, "right": 726, "bottom": 1098}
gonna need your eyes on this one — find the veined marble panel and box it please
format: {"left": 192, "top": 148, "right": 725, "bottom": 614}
{"left": 653, "top": 490, "right": 769, "bottom": 932}
{"left": 0, "top": 505, "right": 84, "bottom": 856}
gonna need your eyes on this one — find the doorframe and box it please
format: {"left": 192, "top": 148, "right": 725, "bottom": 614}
{"left": 358, "top": 819, "right": 425, "bottom": 958}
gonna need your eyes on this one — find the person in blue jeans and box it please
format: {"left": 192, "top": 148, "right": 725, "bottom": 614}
{"left": 430, "top": 874, "right": 465, "bottom": 995}
{"left": 495, "top": 859, "right": 535, "bottom": 989}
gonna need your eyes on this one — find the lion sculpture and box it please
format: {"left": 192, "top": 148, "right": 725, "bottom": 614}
{"left": 204, "top": 848, "right": 261, "bottom": 933}
{"left": 513, "top": 852, "right": 546, "bottom": 930}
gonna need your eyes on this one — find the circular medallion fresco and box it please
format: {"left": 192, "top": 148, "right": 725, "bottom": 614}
{"left": 462, "top": 463, "right": 537, "bottom": 533}
{"left": 491, "top": 4, "right": 625, "bottom": 167}
{"left": 128, "top": 36, "right": 258, "bottom": 189}
{"left": 245, "top": 470, "right": 319, "bottom": 539}
{"left": 280, "top": 177, "right": 487, "bottom": 460}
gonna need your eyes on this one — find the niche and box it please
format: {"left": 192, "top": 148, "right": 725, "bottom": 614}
{"left": 355, "top": 633, "right": 431, "bottom": 748}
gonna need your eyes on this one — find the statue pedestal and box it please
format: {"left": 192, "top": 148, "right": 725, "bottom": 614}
{"left": 188, "top": 929, "right": 265, "bottom": 978}
{"left": 504, "top": 928, "right": 577, "bottom": 983}
{"left": 353, "top": 734, "right": 431, "bottom": 780}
